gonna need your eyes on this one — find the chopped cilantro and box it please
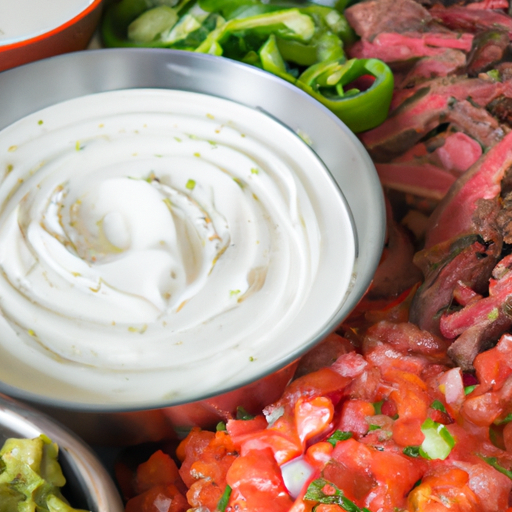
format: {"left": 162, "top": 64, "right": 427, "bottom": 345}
{"left": 403, "top": 446, "right": 421, "bottom": 457}
{"left": 216, "top": 422, "right": 227, "bottom": 431}
{"left": 304, "top": 479, "right": 371, "bottom": 511}
{"left": 464, "top": 385, "right": 477, "bottom": 395}
{"left": 431, "top": 400, "right": 447, "bottom": 413}
{"left": 326, "top": 430, "right": 352, "bottom": 447}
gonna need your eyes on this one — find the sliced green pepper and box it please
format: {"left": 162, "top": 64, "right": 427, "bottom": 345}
{"left": 195, "top": 8, "right": 315, "bottom": 53}
{"left": 259, "top": 34, "right": 296, "bottom": 82}
{"left": 101, "top": 0, "right": 394, "bottom": 133}
{"left": 297, "top": 57, "right": 394, "bottom": 132}
{"left": 127, "top": 6, "right": 179, "bottom": 42}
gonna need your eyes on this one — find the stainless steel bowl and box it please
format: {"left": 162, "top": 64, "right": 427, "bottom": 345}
{"left": 0, "top": 393, "right": 123, "bottom": 511}
{"left": 0, "top": 49, "right": 385, "bottom": 444}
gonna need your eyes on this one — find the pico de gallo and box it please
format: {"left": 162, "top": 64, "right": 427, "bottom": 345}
{"left": 115, "top": 304, "right": 512, "bottom": 512}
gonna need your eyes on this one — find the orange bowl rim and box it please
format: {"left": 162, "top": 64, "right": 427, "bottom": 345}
{"left": 0, "top": 0, "right": 103, "bottom": 52}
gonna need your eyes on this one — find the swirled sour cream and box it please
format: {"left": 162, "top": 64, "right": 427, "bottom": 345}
{"left": 0, "top": 89, "right": 355, "bottom": 406}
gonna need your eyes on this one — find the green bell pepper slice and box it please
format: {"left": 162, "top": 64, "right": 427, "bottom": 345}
{"left": 195, "top": 8, "right": 315, "bottom": 53}
{"left": 102, "top": 0, "right": 196, "bottom": 47}
{"left": 297, "top": 57, "right": 394, "bottom": 133}
{"left": 259, "top": 34, "right": 296, "bottom": 82}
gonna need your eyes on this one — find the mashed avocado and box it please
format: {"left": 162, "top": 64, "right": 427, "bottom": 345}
{"left": 0, "top": 435, "right": 89, "bottom": 512}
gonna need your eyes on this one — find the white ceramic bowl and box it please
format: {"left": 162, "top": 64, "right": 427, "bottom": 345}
{"left": 0, "top": 49, "right": 385, "bottom": 444}
{"left": 0, "top": 0, "right": 103, "bottom": 72}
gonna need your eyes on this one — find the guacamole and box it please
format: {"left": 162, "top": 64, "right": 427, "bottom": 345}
{"left": 0, "top": 435, "right": 89, "bottom": 512}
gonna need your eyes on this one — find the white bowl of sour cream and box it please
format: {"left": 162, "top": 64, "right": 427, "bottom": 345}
{"left": 0, "top": 49, "right": 385, "bottom": 443}
{"left": 0, "top": 0, "right": 103, "bottom": 72}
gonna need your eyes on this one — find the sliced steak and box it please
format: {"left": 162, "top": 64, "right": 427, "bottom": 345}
{"left": 398, "top": 48, "right": 467, "bottom": 87}
{"left": 345, "top": 0, "right": 432, "bottom": 40}
{"left": 496, "top": 191, "right": 512, "bottom": 243}
{"left": 410, "top": 131, "right": 512, "bottom": 336}
{"left": 430, "top": 4, "right": 512, "bottom": 37}
{"left": 488, "top": 96, "right": 512, "bottom": 127}
{"left": 361, "top": 78, "right": 503, "bottom": 161}
{"left": 376, "top": 161, "right": 456, "bottom": 200}
{"left": 430, "top": 131, "right": 483, "bottom": 175}
{"left": 441, "top": 254, "right": 512, "bottom": 370}
{"left": 466, "top": 30, "right": 511, "bottom": 76}
{"left": 445, "top": 99, "right": 505, "bottom": 148}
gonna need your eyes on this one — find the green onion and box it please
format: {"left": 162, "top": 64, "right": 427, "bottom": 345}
{"left": 216, "top": 485, "right": 232, "bottom": 511}
{"left": 419, "top": 418, "right": 455, "bottom": 460}
{"left": 479, "top": 455, "right": 512, "bottom": 480}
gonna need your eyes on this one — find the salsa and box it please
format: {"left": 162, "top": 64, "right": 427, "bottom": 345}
{"left": 116, "top": 312, "right": 512, "bottom": 511}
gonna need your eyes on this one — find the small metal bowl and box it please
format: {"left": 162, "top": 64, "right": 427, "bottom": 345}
{"left": 0, "top": 393, "right": 123, "bottom": 511}
{"left": 0, "top": 49, "right": 385, "bottom": 444}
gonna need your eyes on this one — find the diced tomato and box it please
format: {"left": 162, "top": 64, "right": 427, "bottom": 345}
{"left": 188, "top": 431, "right": 237, "bottom": 485}
{"left": 408, "top": 465, "right": 478, "bottom": 512}
{"left": 462, "top": 391, "right": 502, "bottom": 427}
{"left": 289, "top": 498, "right": 315, "bottom": 512}
{"left": 238, "top": 428, "right": 302, "bottom": 465}
{"left": 381, "top": 399, "right": 398, "bottom": 417}
{"left": 177, "top": 428, "right": 216, "bottom": 488}
{"left": 473, "top": 334, "right": 512, "bottom": 393}
{"left": 329, "top": 439, "right": 377, "bottom": 502}
{"left": 330, "top": 437, "right": 426, "bottom": 510}
{"left": 305, "top": 441, "right": 333, "bottom": 469}
{"left": 271, "top": 367, "right": 350, "bottom": 412}
{"left": 503, "top": 421, "right": 512, "bottom": 452}
{"left": 176, "top": 427, "right": 213, "bottom": 463}
{"left": 369, "top": 448, "right": 427, "bottom": 510}
{"left": 322, "top": 458, "right": 376, "bottom": 504}
{"left": 337, "top": 399, "right": 375, "bottom": 438}
{"left": 186, "top": 478, "right": 224, "bottom": 511}
{"left": 226, "top": 448, "right": 294, "bottom": 511}
{"left": 135, "top": 450, "right": 184, "bottom": 495}
{"left": 125, "top": 484, "right": 188, "bottom": 512}
{"left": 226, "top": 415, "right": 267, "bottom": 443}
{"left": 295, "top": 396, "right": 334, "bottom": 445}
{"left": 330, "top": 351, "right": 368, "bottom": 378}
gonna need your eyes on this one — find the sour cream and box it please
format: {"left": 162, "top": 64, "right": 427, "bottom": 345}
{"left": 0, "top": 89, "right": 355, "bottom": 407}
{"left": 0, "top": 0, "right": 95, "bottom": 46}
